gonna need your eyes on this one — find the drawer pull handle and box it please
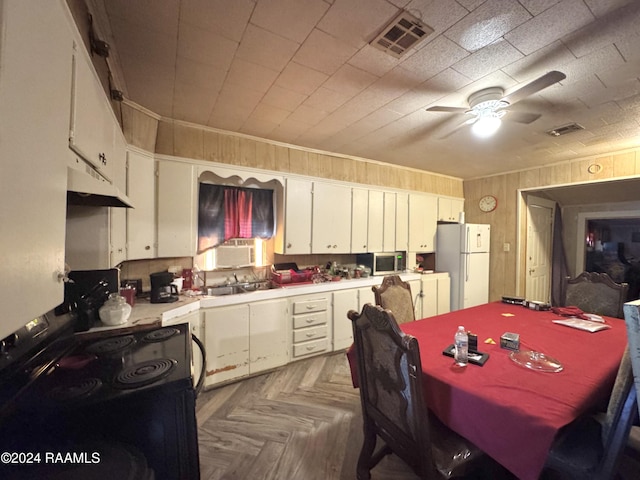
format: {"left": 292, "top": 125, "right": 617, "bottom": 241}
{"left": 306, "top": 305, "right": 316, "bottom": 310}
{"left": 306, "top": 332, "right": 316, "bottom": 337}
{"left": 305, "top": 318, "right": 314, "bottom": 323}
{"left": 306, "top": 346, "right": 316, "bottom": 351}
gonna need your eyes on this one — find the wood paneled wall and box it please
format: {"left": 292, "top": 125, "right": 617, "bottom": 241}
{"left": 464, "top": 149, "right": 640, "bottom": 301}
{"left": 143, "top": 114, "right": 463, "bottom": 197}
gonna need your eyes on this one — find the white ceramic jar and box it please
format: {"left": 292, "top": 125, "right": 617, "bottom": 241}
{"left": 99, "top": 293, "right": 132, "bottom": 326}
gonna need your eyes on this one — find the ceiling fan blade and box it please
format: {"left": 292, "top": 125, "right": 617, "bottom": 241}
{"left": 502, "top": 71, "right": 566, "bottom": 105}
{"left": 504, "top": 111, "right": 542, "bottom": 124}
{"left": 426, "top": 106, "right": 469, "bottom": 113}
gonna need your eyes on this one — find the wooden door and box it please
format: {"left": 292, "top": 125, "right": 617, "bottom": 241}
{"left": 525, "top": 199, "right": 554, "bottom": 303}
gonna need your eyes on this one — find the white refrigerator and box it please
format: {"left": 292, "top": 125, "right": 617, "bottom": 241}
{"left": 436, "top": 224, "right": 490, "bottom": 311}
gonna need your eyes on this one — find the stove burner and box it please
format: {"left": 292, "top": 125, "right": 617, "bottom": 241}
{"left": 49, "top": 378, "right": 102, "bottom": 401}
{"left": 85, "top": 335, "right": 135, "bottom": 355}
{"left": 114, "top": 358, "right": 177, "bottom": 389}
{"left": 141, "top": 327, "right": 179, "bottom": 343}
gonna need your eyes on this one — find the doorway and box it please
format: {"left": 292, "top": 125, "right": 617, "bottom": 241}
{"left": 525, "top": 196, "right": 555, "bottom": 303}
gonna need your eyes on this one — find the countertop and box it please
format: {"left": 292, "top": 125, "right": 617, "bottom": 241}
{"left": 77, "top": 271, "right": 447, "bottom": 337}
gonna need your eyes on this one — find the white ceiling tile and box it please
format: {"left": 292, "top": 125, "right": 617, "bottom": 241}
{"left": 175, "top": 56, "right": 226, "bottom": 91}
{"left": 105, "top": 0, "right": 180, "bottom": 34}
{"left": 303, "top": 86, "right": 353, "bottom": 112}
{"left": 501, "top": 40, "right": 576, "bottom": 82}
{"left": 324, "top": 64, "right": 379, "bottom": 96}
{"left": 452, "top": 39, "right": 523, "bottom": 80}
{"left": 235, "top": 24, "right": 300, "bottom": 72}
{"left": 399, "top": 35, "right": 470, "bottom": 79}
{"left": 121, "top": 61, "right": 175, "bottom": 117}
{"left": 505, "top": 0, "right": 594, "bottom": 55}
{"left": 251, "top": 0, "right": 330, "bottom": 43}
{"left": 180, "top": 0, "right": 254, "bottom": 42}
{"left": 292, "top": 29, "right": 359, "bottom": 75}
{"left": 262, "top": 85, "right": 308, "bottom": 111}
{"left": 444, "top": 0, "right": 530, "bottom": 52}
{"left": 517, "top": 0, "right": 561, "bottom": 16}
{"left": 406, "top": 0, "right": 469, "bottom": 37}
{"left": 287, "top": 105, "right": 330, "bottom": 126}
{"left": 317, "top": 0, "right": 398, "bottom": 49}
{"left": 615, "top": 32, "right": 640, "bottom": 62}
{"left": 559, "top": 44, "right": 625, "bottom": 85}
{"left": 348, "top": 45, "right": 402, "bottom": 77}
{"left": 275, "top": 62, "right": 329, "bottom": 95}
{"left": 172, "top": 82, "right": 217, "bottom": 124}
{"left": 225, "top": 58, "right": 279, "bottom": 93}
{"left": 455, "top": 0, "right": 489, "bottom": 12}
{"left": 562, "top": 2, "right": 640, "bottom": 58}
{"left": 583, "top": 0, "right": 636, "bottom": 18}
{"left": 110, "top": 21, "right": 177, "bottom": 67}
{"left": 177, "top": 23, "right": 238, "bottom": 67}
{"left": 240, "top": 117, "right": 279, "bottom": 138}
{"left": 248, "top": 102, "right": 292, "bottom": 124}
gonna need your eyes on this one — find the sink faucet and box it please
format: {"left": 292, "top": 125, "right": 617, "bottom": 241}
{"left": 233, "top": 273, "right": 239, "bottom": 284}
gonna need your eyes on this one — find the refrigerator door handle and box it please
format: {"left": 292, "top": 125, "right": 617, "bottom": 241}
{"left": 465, "top": 254, "right": 470, "bottom": 282}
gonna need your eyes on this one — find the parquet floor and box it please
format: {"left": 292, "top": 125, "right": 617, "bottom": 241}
{"left": 195, "top": 352, "right": 639, "bottom": 480}
{"left": 195, "top": 351, "right": 427, "bottom": 480}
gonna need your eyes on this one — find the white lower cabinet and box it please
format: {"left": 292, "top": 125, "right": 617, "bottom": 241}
{"left": 203, "top": 305, "right": 249, "bottom": 388}
{"left": 290, "top": 294, "right": 331, "bottom": 359}
{"left": 407, "top": 279, "right": 423, "bottom": 319}
{"left": 421, "top": 273, "right": 451, "bottom": 317}
{"left": 333, "top": 289, "right": 358, "bottom": 350}
{"left": 249, "top": 299, "right": 288, "bottom": 374}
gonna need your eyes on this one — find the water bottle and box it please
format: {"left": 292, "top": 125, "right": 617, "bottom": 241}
{"left": 454, "top": 326, "right": 468, "bottom": 366}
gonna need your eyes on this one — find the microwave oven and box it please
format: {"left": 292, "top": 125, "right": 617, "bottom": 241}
{"left": 356, "top": 252, "right": 406, "bottom": 276}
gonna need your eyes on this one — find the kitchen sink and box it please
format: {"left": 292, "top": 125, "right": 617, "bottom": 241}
{"left": 205, "top": 281, "right": 279, "bottom": 296}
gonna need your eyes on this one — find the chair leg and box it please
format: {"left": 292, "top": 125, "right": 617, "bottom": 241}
{"left": 357, "top": 418, "right": 378, "bottom": 480}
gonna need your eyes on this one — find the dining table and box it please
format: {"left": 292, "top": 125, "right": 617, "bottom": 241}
{"left": 347, "top": 301, "right": 628, "bottom": 480}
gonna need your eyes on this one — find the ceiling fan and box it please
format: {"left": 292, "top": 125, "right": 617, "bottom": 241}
{"left": 426, "top": 71, "right": 566, "bottom": 138}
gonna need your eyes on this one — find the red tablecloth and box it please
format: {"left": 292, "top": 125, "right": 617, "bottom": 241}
{"left": 347, "top": 302, "right": 628, "bottom": 480}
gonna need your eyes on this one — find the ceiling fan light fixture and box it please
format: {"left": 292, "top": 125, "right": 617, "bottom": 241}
{"left": 471, "top": 114, "right": 502, "bottom": 138}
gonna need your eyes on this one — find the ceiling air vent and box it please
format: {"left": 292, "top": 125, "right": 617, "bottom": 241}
{"left": 546, "top": 123, "right": 584, "bottom": 137}
{"left": 370, "top": 11, "right": 434, "bottom": 58}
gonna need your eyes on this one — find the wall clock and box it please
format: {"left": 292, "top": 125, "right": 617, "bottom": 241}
{"left": 479, "top": 195, "right": 497, "bottom": 212}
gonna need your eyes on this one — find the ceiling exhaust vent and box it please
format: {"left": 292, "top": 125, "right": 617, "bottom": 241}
{"left": 370, "top": 11, "right": 434, "bottom": 58}
{"left": 546, "top": 123, "right": 584, "bottom": 137}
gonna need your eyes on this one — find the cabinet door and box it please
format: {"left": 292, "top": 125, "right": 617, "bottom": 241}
{"left": 421, "top": 276, "right": 439, "bottom": 318}
{"left": 282, "top": 178, "right": 312, "bottom": 254}
{"left": 383, "top": 192, "right": 396, "bottom": 252}
{"left": 249, "top": 299, "right": 288, "bottom": 374}
{"left": 110, "top": 208, "right": 127, "bottom": 266}
{"left": 451, "top": 198, "right": 464, "bottom": 223}
{"left": 127, "top": 150, "right": 156, "bottom": 259}
{"left": 351, "top": 188, "right": 368, "bottom": 252}
{"left": 367, "top": 190, "right": 384, "bottom": 252}
{"left": 333, "top": 289, "right": 358, "bottom": 350}
{"left": 438, "top": 197, "right": 465, "bottom": 222}
{"left": 358, "top": 286, "right": 376, "bottom": 310}
{"left": 395, "top": 192, "right": 409, "bottom": 252}
{"left": 409, "top": 194, "right": 437, "bottom": 252}
{"left": 70, "top": 42, "right": 118, "bottom": 182}
{"left": 437, "top": 275, "right": 451, "bottom": 314}
{"left": 203, "top": 305, "right": 249, "bottom": 387}
{"left": 0, "top": 0, "right": 72, "bottom": 337}
{"left": 407, "top": 279, "right": 422, "bottom": 319}
{"left": 312, "top": 182, "right": 351, "bottom": 254}
{"left": 157, "top": 160, "right": 196, "bottom": 257}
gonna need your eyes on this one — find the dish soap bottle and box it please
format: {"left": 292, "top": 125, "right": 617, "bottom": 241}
{"left": 454, "top": 326, "right": 468, "bottom": 367}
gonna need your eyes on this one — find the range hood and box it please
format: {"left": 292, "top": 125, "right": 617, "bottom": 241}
{"left": 67, "top": 164, "right": 133, "bottom": 208}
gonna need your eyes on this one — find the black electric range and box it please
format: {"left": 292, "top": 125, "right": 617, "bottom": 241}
{"left": 0, "top": 311, "right": 201, "bottom": 480}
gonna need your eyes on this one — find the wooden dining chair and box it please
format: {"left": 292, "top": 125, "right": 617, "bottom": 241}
{"left": 542, "top": 346, "right": 638, "bottom": 480}
{"left": 347, "top": 303, "right": 486, "bottom": 479}
{"left": 371, "top": 275, "right": 415, "bottom": 324}
{"left": 562, "top": 272, "right": 629, "bottom": 318}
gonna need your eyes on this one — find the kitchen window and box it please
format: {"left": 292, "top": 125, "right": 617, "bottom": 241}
{"left": 198, "top": 184, "right": 274, "bottom": 253}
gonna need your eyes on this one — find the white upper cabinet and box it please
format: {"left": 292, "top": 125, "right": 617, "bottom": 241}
{"left": 69, "top": 40, "right": 124, "bottom": 183}
{"left": 351, "top": 188, "right": 369, "bottom": 253}
{"left": 367, "top": 190, "right": 384, "bottom": 252}
{"left": 157, "top": 160, "right": 196, "bottom": 258}
{"left": 276, "top": 177, "right": 312, "bottom": 254}
{"left": 395, "top": 192, "right": 409, "bottom": 252}
{"left": 127, "top": 150, "right": 156, "bottom": 259}
{"left": 312, "top": 182, "right": 351, "bottom": 254}
{"left": 438, "top": 197, "right": 465, "bottom": 223}
{"left": 0, "top": 0, "right": 73, "bottom": 338}
{"left": 408, "top": 193, "right": 438, "bottom": 252}
{"left": 383, "top": 192, "right": 397, "bottom": 252}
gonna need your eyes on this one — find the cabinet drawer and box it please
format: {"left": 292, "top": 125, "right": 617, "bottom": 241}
{"left": 293, "top": 338, "right": 329, "bottom": 358}
{"left": 292, "top": 297, "right": 328, "bottom": 314}
{"left": 293, "top": 311, "right": 328, "bottom": 329}
{"left": 293, "top": 325, "right": 327, "bottom": 343}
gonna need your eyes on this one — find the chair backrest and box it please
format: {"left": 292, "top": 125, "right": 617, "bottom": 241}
{"left": 372, "top": 275, "right": 415, "bottom": 324}
{"left": 563, "top": 272, "right": 629, "bottom": 318}
{"left": 347, "top": 303, "right": 436, "bottom": 478}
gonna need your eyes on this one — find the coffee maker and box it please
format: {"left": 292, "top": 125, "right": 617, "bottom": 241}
{"left": 150, "top": 272, "right": 179, "bottom": 304}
